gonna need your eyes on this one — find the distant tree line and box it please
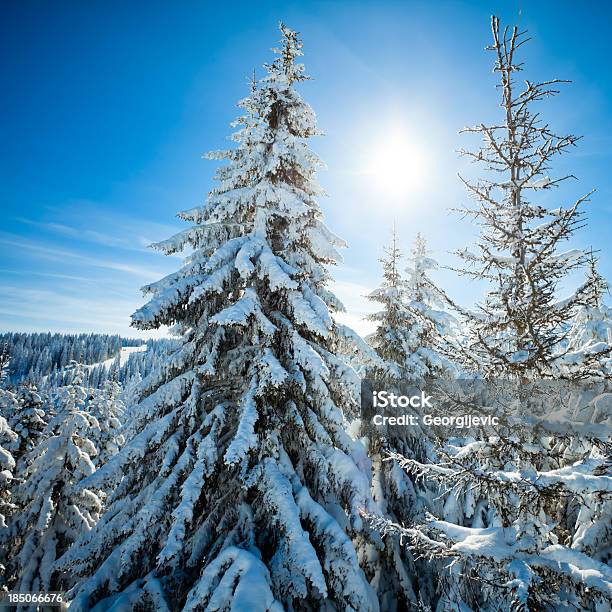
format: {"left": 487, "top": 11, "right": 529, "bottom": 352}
{"left": 0, "top": 333, "right": 143, "bottom": 383}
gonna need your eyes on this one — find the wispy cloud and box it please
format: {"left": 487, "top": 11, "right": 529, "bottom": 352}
{"left": 39, "top": 220, "right": 125, "bottom": 246}
{"left": 0, "top": 284, "right": 164, "bottom": 337}
{"left": 0, "top": 233, "right": 166, "bottom": 280}
{"left": 18, "top": 218, "right": 152, "bottom": 252}
{"left": 0, "top": 268, "right": 93, "bottom": 283}
{"left": 16, "top": 216, "right": 186, "bottom": 258}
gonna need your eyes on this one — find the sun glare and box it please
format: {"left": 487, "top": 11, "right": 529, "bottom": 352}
{"left": 366, "top": 132, "right": 427, "bottom": 198}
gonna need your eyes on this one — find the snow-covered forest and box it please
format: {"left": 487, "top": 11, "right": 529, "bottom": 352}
{"left": 1, "top": 16, "right": 611, "bottom": 612}
{"left": 1, "top": 333, "right": 179, "bottom": 389}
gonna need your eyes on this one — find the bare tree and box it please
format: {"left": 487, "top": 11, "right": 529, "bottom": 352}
{"left": 450, "top": 15, "right": 607, "bottom": 380}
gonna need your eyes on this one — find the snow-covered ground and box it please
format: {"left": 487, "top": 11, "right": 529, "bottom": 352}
{"left": 86, "top": 345, "right": 147, "bottom": 371}
{"left": 117, "top": 345, "right": 147, "bottom": 366}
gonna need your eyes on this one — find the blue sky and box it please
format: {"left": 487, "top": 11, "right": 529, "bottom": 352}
{"left": 1, "top": 0, "right": 611, "bottom": 337}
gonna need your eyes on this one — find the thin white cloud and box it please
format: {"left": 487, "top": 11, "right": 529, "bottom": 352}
{"left": 17, "top": 217, "right": 186, "bottom": 259}
{"left": 0, "top": 284, "right": 163, "bottom": 337}
{"left": 0, "top": 268, "right": 93, "bottom": 283}
{"left": 0, "top": 233, "right": 166, "bottom": 280}
{"left": 18, "top": 218, "right": 155, "bottom": 252}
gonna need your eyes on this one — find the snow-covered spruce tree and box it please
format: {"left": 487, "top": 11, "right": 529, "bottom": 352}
{"left": 0, "top": 346, "right": 18, "bottom": 427}
{"left": 88, "top": 378, "right": 125, "bottom": 468}
{"left": 361, "top": 231, "right": 460, "bottom": 608}
{"left": 8, "top": 385, "right": 47, "bottom": 470}
{"left": 0, "top": 415, "right": 17, "bottom": 589}
{"left": 59, "top": 25, "right": 379, "bottom": 611}
{"left": 366, "top": 230, "right": 456, "bottom": 383}
{"left": 0, "top": 415, "right": 17, "bottom": 530}
{"left": 1, "top": 362, "right": 101, "bottom": 593}
{"left": 562, "top": 253, "right": 612, "bottom": 378}
{"left": 360, "top": 228, "right": 420, "bottom": 612}
{"left": 446, "top": 16, "right": 609, "bottom": 380}
{"left": 365, "top": 228, "right": 410, "bottom": 383}
{"left": 0, "top": 346, "right": 18, "bottom": 540}
{"left": 562, "top": 254, "right": 612, "bottom": 572}
{"left": 403, "top": 232, "right": 457, "bottom": 378}
{"left": 0, "top": 344, "right": 10, "bottom": 387}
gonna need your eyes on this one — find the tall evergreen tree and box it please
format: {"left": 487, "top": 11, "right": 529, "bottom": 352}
{"left": 9, "top": 385, "right": 47, "bottom": 469}
{"left": 366, "top": 230, "right": 455, "bottom": 383}
{"left": 403, "top": 232, "right": 457, "bottom": 379}
{"left": 562, "top": 253, "right": 612, "bottom": 377}
{"left": 365, "top": 227, "right": 410, "bottom": 382}
{"left": 0, "top": 415, "right": 17, "bottom": 531}
{"left": 0, "top": 415, "right": 17, "bottom": 591}
{"left": 0, "top": 344, "right": 10, "bottom": 387}
{"left": 363, "top": 227, "right": 458, "bottom": 608}
{"left": 59, "top": 24, "right": 378, "bottom": 611}
{"left": 88, "top": 378, "right": 125, "bottom": 468}
{"left": 361, "top": 228, "right": 422, "bottom": 610}
{"left": 0, "top": 346, "right": 18, "bottom": 537}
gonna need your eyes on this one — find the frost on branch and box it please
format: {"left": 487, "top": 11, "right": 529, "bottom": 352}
{"left": 366, "top": 438, "right": 612, "bottom": 610}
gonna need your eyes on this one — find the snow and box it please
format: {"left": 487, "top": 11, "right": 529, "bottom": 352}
{"left": 84, "top": 345, "right": 147, "bottom": 372}
{"left": 210, "top": 288, "right": 277, "bottom": 336}
{"left": 184, "top": 547, "right": 283, "bottom": 612}
{"left": 224, "top": 379, "right": 259, "bottom": 466}
{"left": 427, "top": 520, "right": 612, "bottom": 596}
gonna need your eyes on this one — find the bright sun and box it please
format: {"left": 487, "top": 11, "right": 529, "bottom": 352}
{"left": 366, "top": 133, "right": 427, "bottom": 198}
